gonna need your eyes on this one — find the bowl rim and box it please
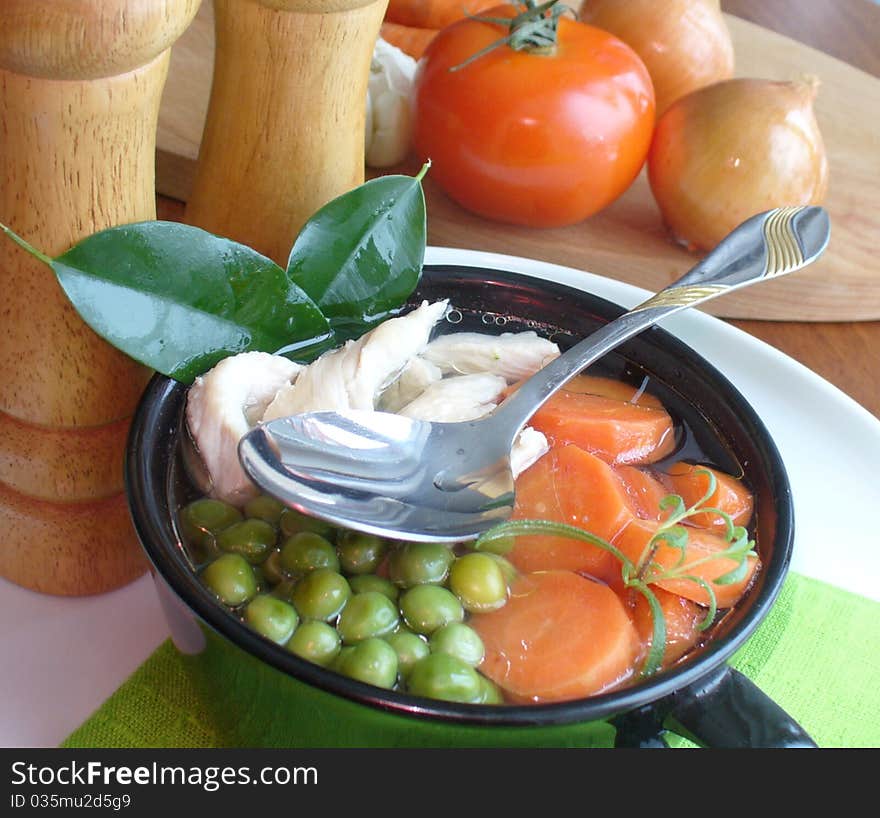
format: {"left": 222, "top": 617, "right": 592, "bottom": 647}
{"left": 125, "top": 263, "right": 794, "bottom": 727}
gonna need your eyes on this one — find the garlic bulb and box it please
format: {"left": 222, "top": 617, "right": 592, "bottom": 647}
{"left": 365, "top": 37, "right": 417, "bottom": 168}
{"left": 647, "top": 77, "right": 829, "bottom": 251}
{"left": 581, "top": 0, "right": 734, "bottom": 115}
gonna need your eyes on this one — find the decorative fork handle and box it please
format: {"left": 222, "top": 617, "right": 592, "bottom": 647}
{"left": 492, "top": 206, "right": 831, "bottom": 437}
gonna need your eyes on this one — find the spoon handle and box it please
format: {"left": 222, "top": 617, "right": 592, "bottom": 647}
{"left": 493, "top": 206, "right": 830, "bottom": 436}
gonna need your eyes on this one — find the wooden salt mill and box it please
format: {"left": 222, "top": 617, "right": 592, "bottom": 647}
{"left": 0, "top": 0, "right": 201, "bottom": 595}
{"left": 186, "top": 0, "right": 389, "bottom": 266}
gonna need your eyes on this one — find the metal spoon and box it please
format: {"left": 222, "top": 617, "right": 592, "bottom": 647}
{"left": 238, "top": 206, "right": 830, "bottom": 542}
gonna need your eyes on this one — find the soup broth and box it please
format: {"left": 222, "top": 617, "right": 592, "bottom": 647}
{"left": 170, "top": 293, "right": 759, "bottom": 707}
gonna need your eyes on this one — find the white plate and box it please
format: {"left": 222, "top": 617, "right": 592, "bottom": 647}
{"left": 2, "top": 248, "right": 879, "bottom": 749}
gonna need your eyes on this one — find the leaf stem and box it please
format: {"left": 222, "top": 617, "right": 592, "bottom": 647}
{"left": 0, "top": 221, "right": 52, "bottom": 266}
{"left": 415, "top": 159, "right": 432, "bottom": 183}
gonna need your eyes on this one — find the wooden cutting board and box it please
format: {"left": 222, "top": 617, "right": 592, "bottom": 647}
{"left": 156, "top": 3, "right": 880, "bottom": 321}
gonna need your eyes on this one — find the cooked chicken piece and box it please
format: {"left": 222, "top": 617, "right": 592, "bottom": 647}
{"left": 510, "top": 427, "right": 549, "bottom": 478}
{"left": 398, "top": 373, "right": 507, "bottom": 422}
{"left": 186, "top": 351, "right": 302, "bottom": 504}
{"left": 377, "top": 357, "right": 443, "bottom": 413}
{"left": 421, "top": 330, "right": 560, "bottom": 383}
{"left": 263, "top": 300, "right": 448, "bottom": 420}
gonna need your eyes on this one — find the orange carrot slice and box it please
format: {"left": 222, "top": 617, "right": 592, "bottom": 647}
{"left": 526, "top": 391, "right": 676, "bottom": 465}
{"left": 627, "top": 586, "right": 704, "bottom": 667}
{"left": 615, "top": 464, "right": 670, "bottom": 521}
{"left": 561, "top": 374, "right": 664, "bottom": 409}
{"left": 472, "top": 570, "right": 640, "bottom": 702}
{"left": 659, "top": 462, "right": 754, "bottom": 530}
{"left": 615, "top": 518, "right": 759, "bottom": 609}
{"left": 507, "top": 445, "right": 632, "bottom": 580}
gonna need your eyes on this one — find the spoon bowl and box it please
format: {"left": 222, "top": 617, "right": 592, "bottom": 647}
{"left": 239, "top": 206, "right": 829, "bottom": 541}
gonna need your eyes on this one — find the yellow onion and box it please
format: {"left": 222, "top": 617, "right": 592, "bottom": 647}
{"left": 647, "top": 77, "right": 829, "bottom": 251}
{"left": 580, "top": 0, "right": 734, "bottom": 115}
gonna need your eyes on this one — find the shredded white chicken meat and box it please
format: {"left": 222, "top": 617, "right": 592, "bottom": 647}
{"left": 421, "top": 330, "right": 560, "bottom": 383}
{"left": 185, "top": 351, "right": 301, "bottom": 505}
{"left": 186, "top": 301, "right": 558, "bottom": 504}
{"left": 262, "top": 299, "right": 448, "bottom": 420}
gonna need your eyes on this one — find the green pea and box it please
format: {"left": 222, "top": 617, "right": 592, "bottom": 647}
{"left": 201, "top": 553, "right": 257, "bottom": 607}
{"left": 484, "top": 552, "right": 519, "bottom": 584}
{"left": 290, "top": 568, "right": 351, "bottom": 621}
{"left": 336, "top": 638, "right": 398, "bottom": 689}
{"left": 448, "top": 552, "right": 508, "bottom": 613}
{"left": 243, "top": 594, "right": 299, "bottom": 644}
{"left": 348, "top": 574, "right": 399, "bottom": 602}
{"left": 280, "top": 532, "right": 339, "bottom": 575}
{"left": 476, "top": 675, "right": 505, "bottom": 705}
{"left": 331, "top": 645, "right": 355, "bottom": 673}
{"left": 179, "top": 498, "right": 242, "bottom": 548}
{"left": 406, "top": 653, "right": 482, "bottom": 703}
{"left": 261, "top": 550, "right": 287, "bottom": 586}
{"left": 270, "top": 578, "right": 297, "bottom": 603}
{"left": 399, "top": 585, "right": 464, "bottom": 635}
{"left": 429, "top": 623, "right": 485, "bottom": 667}
{"left": 280, "top": 508, "right": 336, "bottom": 539}
{"left": 251, "top": 565, "right": 269, "bottom": 593}
{"left": 216, "top": 519, "right": 277, "bottom": 564}
{"left": 336, "top": 592, "right": 399, "bottom": 644}
{"left": 285, "top": 621, "right": 341, "bottom": 667}
{"left": 385, "top": 630, "right": 429, "bottom": 677}
{"left": 388, "top": 542, "right": 454, "bottom": 588}
{"left": 336, "top": 530, "right": 387, "bottom": 575}
{"left": 244, "top": 494, "right": 285, "bottom": 525}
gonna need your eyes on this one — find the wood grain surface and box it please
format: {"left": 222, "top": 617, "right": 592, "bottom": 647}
{"left": 185, "top": 0, "right": 388, "bottom": 266}
{"left": 156, "top": 0, "right": 880, "bottom": 418}
{"left": 0, "top": 0, "right": 200, "bottom": 595}
{"left": 155, "top": 1, "right": 880, "bottom": 322}
{"left": 721, "top": 0, "right": 880, "bottom": 421}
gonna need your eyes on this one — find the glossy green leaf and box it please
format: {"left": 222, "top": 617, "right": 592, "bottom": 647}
{"left": 286, "top": 169, "right": 428, "bottom": 340}
{"left": 50, "top": 222, "right": 331, "bottom": 383}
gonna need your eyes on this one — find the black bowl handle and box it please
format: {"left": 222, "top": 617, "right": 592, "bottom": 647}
{"left": 663, "top": 664, "right": 817, "bottom": 748}
{"left": 613, "top": 664, "right": 817, "bottom": 748}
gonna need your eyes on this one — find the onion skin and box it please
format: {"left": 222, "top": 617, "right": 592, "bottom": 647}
{"left": 580, "top": 0, "right": 734, "bottom": 115}
{"left": 647, "top": 78, "right": 829, "bottom": 252}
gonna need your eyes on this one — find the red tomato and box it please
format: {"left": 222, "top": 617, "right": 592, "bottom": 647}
{"left": 412, "top": 7, "right": 656, "bottom": 227}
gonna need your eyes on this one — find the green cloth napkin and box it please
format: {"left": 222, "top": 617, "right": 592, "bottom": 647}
{"left": 62, "top": 573, "right": 880, "bottom": 749}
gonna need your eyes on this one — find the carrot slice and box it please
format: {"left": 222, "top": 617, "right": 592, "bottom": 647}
{"left": 627, "top": 586, "right": 704, "bottom": 667}
{"left": 526, "top": 391, "right": 676, "bottom": 465}
{"left": 615, "top": 465, "right": 670, "bottom": 521}
{"left": 561, "top": 374, "right": 664, "bottom": 409}
{"left": 507, "top": 445, "right": 631, "bottom": 580}
{"left": 659, "top": 462, "right": 754, "bottom": 530}
{"left": 471, "top": 570, "right": 640, "bottom": 702}
{"left": 615, "top": 518, "right": 759, "bottom": 609}
{"left": 380, "top": 21, "right": 438, "bottom": 59}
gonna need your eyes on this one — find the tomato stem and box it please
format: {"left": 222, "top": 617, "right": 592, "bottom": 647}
{"left": 449, "top": 0, "right": 570, "bottom": 72}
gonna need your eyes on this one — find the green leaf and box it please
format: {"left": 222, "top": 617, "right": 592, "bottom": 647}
{"left": 286, "top": 171, "right": 427, "bottom": 341}
{"left": 51, "top": 222, "right": 331, "bottom": 384}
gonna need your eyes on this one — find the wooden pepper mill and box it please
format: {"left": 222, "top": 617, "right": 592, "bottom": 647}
{"left": 0, "top": 0, "right": 201, "bottom": 595}
{"left": 186, "top": 0, "right": 389, "bottom": 266}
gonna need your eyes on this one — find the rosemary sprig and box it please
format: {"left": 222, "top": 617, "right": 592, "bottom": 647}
{"left": 474, "top": 468, "right": 757, "bottom": 678}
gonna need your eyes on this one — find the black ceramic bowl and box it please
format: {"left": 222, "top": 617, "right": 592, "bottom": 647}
{"left": 126, "top": 264, "right": 813, "bottom": 748}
